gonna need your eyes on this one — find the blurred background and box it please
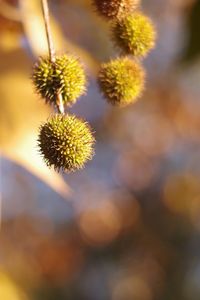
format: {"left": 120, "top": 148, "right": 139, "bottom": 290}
{"left": 1, "top": 0, "right": 200, "bottom": 299}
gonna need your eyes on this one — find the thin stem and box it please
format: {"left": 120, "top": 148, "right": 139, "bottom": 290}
{"left": 57, "top": 91, "right": 65, "bottom": 115}
{"left": 41, "top": 0, "right": 65, "bottom": 114}
{"left": 41, "top": 0, "right": 55, "bottom": 62}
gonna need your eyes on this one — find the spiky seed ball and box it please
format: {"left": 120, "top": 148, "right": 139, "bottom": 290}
{"left": 98, "top": 56, "right": 145, "bottom": 106}
{"left": 92, "top": 0, "right": 140, "bottom": 20}
{"left": 38, "top": 114, "right": 95, "bottom": 172}
{"left": 112, "top": 12, "right": 156, "bottom": 57}
{"left": 32, "top": 55, "right": 86, "bottom": 107}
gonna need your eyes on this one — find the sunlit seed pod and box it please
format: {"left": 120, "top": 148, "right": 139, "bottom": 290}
{"left": 112, "top": 12, "right": 156, "bottom": 57}
{"left": 38, "top": 114, "right": 95, "bottom": 172}
{"left": 98, "top": 56, "right": 145, "bottom": 106}
{"left": 92, "top": 0, "right": 140, "bottom": 20}
{"left": 32, "top": 55, "right": 87, "bottom": 107}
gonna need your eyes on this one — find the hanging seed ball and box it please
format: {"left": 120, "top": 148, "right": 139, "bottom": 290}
{"left": 98, "top": 56, "right": 145, "bottom": 106}
{"left": 32, "top": 55, "right": 86, "bottom": 107}
{"left": 112, "top": 12, "right": 156, "bottom": 57}
{"left": 38, "top": 114, "right": 95, "bottom": 172}
{"left": 92, "top": 0, "right": 140, "bottom": 20}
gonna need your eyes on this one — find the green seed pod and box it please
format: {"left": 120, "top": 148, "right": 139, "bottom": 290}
{"left": 38, "top": 114, "right": 95, "bottom": 172}
{"left": 98, "top": 56, "right": 145, "bottom": 106}
{"left": 32, "top": 55, "right": 86, "bottom": 107}
{"left": 112, "top": 12, "right": 156, "bottom": 57}
{"left": 92, "top": 0, "right": 140, "bottom": 20}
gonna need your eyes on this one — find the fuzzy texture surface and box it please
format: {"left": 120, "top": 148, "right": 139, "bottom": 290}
{"left": 112, "top": 12, "right": 156, "bottom": 57}
{"left": 92, "top": 0, "right": 140, "bottom": 20}
{"left": 38, "top": 114, "right": 95, "bottom": 172}
{"left": 98, "top": 56, "right": 145, "bottom": 106}
{"left": 32, "top": 55, "right": 86, "bottom": 107}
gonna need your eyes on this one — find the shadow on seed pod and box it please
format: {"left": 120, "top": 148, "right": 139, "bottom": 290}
{"left": 38, "top": 114, "right": 95, "bottom": 172}
{"left": 98, "top": 56, "right": 145, "bottom": 106}
{"left": 112, "top": 12, "right": 156, "bottom": 57}
{"left": 92, "top": 0, "right": 140, "bottom": 20}
{"left": 32, "top": 54, "right": 87, "bottom": 107}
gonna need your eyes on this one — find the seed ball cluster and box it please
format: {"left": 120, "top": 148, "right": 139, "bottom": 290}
{"left": 32, "top": 55, "right": 86, "bottom": 107}
{"left": 98, "top": 57, "right": 145, "bottom": 106}
{"left": 38, "top": 114, "right": 95, "bottom": 172}
{"left": 92, "top": 0, "right": 157, "bottom": 107}
{"left": 112, "top": 12, "right": 156, "bottom": 57}
{"left": 32, "top": 53, "right": 95, "bottom": 172}
{"left": 32, "top": 0, "right": 157, "bottom": 172}
{"left": 92, "top": 0, "right": 140, "bottom": 20}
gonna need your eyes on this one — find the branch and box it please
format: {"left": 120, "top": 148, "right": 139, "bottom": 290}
{"left": 41, "top": 0, "right": 55, "bottom": 62}
{"left": 41, "top": 0, "right": 64, "bottom": 114}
